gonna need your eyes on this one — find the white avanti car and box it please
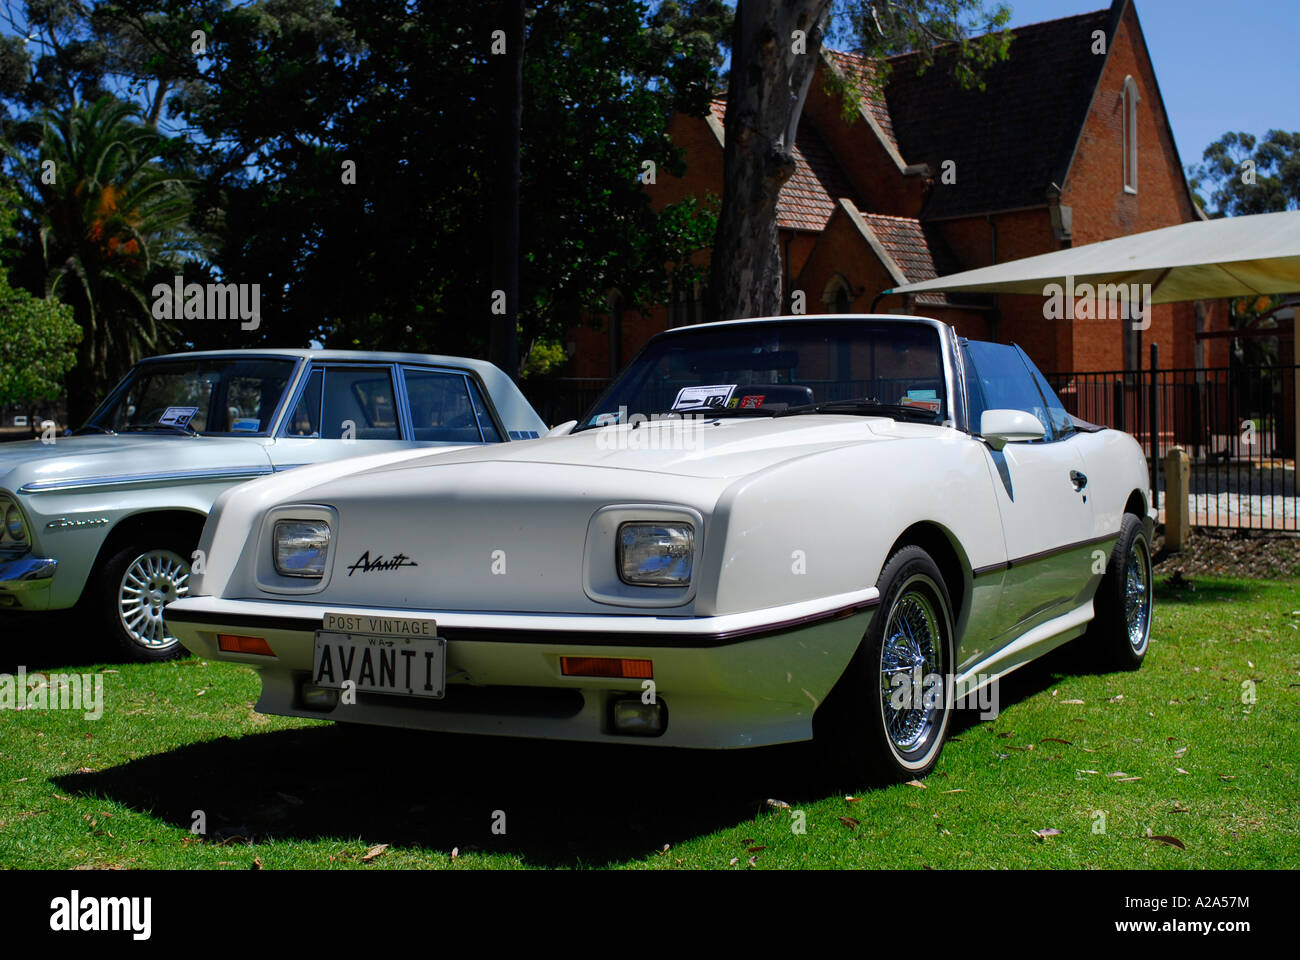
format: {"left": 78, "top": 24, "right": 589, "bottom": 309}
{"left": 166, "top": 315, "right": 1156, "bottom": 783}
{"left": 0, "top": 349, "right": 546, "bottom": 662}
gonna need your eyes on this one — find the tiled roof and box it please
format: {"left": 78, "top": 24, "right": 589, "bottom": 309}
{"left": 859, "top": 212, "right": 959, "bottom": 306}
{"left": 708, "top": 97, "right": 859, "bottom": 232}
{"left": 824, "top": 50, "right": 898, "bottom": 153}
{"left": 882, "top": 5, "right": 1119, "bottom": 219}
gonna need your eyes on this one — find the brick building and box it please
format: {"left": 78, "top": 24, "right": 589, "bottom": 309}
{"left": 566, "top": 0, "right": 1227, "bottom": 381}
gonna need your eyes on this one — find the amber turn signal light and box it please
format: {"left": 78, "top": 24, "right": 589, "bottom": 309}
{"left": 561, "top": 656, "right": 652, "bottom": 679}
{"left": 218, "top": 634, "right": 276, "bottom": 656}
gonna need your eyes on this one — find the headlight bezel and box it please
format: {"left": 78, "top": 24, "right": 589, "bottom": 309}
{"left": 583, "top": 504, "right": 702, "bottom": 608}
{"left": 616, "top": 521, "right": 695, "bottom": 587}
{"left": 256, "top": 504, "right": 339, "bottom": 594}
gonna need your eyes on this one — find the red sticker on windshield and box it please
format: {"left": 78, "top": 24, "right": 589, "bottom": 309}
{"left": 739, "top": 395, "right": 766, "bottom": 409}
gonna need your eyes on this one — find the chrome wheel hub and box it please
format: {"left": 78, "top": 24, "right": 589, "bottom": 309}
{"left": 1124, "top": 535, "right": 1153, "bottom": 655}
{"left": 879, "top": 580, "right": 946, "bottom": 754}
{"left": 118, "top": 549, "right": 190, "bottom": 649}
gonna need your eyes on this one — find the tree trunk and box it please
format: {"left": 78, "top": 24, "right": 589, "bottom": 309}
{"left": 710, "top": 0, "right": 830, "bottom": 321}
{"left": 489, "top": 0, "right": 525, "bottom": 380}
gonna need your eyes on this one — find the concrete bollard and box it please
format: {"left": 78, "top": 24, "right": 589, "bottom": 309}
{"left": 1163, "top": 446, "right": 1191, "bottom": 551}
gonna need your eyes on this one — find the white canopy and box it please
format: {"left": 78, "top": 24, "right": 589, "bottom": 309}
{"left": 883, "top": 210, "right": 1300, "bottom": 304}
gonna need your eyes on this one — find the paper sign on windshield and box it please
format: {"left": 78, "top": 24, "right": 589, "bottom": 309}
{"left": 158, "top": 406, "right": 200, "bottom": 427}
{"left": 671, "top": 384, "right": 737, "bottom": 411}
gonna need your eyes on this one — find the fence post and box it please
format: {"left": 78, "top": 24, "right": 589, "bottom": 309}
{"left": 1163, "top": 446, "right": 1191, "bottom": 551}
{"left": 1148, "top": 343, "right": 1160, "bottom": 509}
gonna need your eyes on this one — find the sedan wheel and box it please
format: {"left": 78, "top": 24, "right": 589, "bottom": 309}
{"left": 117, "top": 549, "right": 191, "bottom": 651}
{"left": 95, "top": 535, "right": 196, "bottom": 662}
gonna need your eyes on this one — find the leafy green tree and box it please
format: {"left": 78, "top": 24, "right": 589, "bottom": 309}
{"left": 0, "top": 187, "right": 80, "bottom": 407}
{"left": 3, "top": 96, "right": 199, "bottom": 423}
{"left": 1189, "top": 130, "right": 1300, "bottom": 216}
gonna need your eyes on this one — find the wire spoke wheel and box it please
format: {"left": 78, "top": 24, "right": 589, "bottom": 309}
{"left": 116, "top": 549, "right": 190, "bottom": 650}
{"left": 878, "top": 575, "right": 948, "bottom": 757}
{"left": 1124, "top": 534, "right": 1152, "bottom": 655}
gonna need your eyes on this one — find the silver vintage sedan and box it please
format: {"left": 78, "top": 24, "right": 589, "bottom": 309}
{"left": 0, "top": 349, "right": 545, "bottom": 661}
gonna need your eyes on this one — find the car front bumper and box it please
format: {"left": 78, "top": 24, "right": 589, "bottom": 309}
{"left": 166, "top": 590, "right": 879, "bottom": 749}
{"left": 0, "top": 552, "right": 58, "bottom": 610}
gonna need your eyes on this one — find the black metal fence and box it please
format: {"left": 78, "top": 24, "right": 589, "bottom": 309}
{"left": 523, "top": 357, "right": 1299, "bottom": 532}
{"left": 1046, "top": 354, "right": 1298, "bottom": 532}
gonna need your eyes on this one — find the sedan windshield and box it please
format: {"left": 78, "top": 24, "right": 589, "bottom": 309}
{"left": 576, "top": 320, "right": 947, "bottom": 431}
{"left": 84, "top": 357, "right": 297, "bottom": 436}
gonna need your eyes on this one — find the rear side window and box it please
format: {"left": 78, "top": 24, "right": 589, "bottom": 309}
{"left": 466, "top": 378, "right": 503, "bottom": 443}
{"left": 962, "top": 341, "right": 1053, "bottom": 442}
{"left": 402, "top": 368, "right": 485, "bottom": 443}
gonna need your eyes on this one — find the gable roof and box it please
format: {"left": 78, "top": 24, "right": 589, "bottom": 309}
{"left": 708, "top": 99, "right": 860, "bottom": 232}
{"left": 879, "top": 2, "right": 1124, "bottom": 220}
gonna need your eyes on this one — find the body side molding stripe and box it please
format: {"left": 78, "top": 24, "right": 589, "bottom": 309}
{"left": 19, "top": 465, "right": 274, "bottom": 494}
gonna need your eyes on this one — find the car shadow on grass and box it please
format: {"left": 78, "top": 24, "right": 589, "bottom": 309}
{"left": 0, "top": 611, "right": 109, "bottom": 673}
{"left": 54, "top": 724, "right": 826, "bottom": 868}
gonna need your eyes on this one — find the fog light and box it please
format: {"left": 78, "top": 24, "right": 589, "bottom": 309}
{"left": 610, "top": 697, "right": 666, "bottom": 736}
{"left": 300, "top": 684, "right": 339, "bottom": 711}
{"left": 218, "top": 634, "right": 276, "bottom": 656}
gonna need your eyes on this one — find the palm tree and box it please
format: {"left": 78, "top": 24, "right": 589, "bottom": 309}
{"left": 3, "top": 97, "right": 200, "bottom": 424}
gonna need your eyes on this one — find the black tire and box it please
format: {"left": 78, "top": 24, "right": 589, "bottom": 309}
{"left": 92, "top": 532, "right": 196, "bottom": 662}
{"left": 814, "top": 545, "right": 955, "bottom": 787}
{"left": 1082, "top": 513, "right": 1152, "bottom": 672}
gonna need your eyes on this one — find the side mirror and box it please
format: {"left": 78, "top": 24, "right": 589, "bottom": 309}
{"left": 980, "top": 409, "right": 1045, "bottom": 451}
{"left": 546, "top": 419, "right": 578, "bottom": 437}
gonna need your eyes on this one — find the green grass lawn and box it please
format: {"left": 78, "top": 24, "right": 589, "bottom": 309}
{"left": 1, "top": 575, "right": 1296, "bottom": 869}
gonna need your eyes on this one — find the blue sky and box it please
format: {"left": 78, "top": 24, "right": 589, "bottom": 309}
{"left": 1005, "top": 0, "right": 1298, "bottom": 171}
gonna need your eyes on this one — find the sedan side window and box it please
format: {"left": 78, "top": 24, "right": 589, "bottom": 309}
{"left": 962, "top": 341, "right": 1054, "bottom": 442}
{"left": 287, "top": 368, "right": 323, "bottom": 437}
{"left": 321, "top": 367, "right": 401, "bottom": 440}
{"left": 403, "top": 368, "right": 485, "bottom": 442}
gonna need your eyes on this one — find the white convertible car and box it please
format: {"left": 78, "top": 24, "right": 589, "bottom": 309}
{"left": 167, "top": 315, "right": 1155, "bottom": 783}
{"left": 0, "top": 349, "right": 545, "bottom": 661}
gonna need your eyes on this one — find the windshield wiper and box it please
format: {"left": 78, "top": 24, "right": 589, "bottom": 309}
{"left": 122, "top": 422, "right": 200, "bottom": 437}
{"left": 777, "top": 398, "right": 944, "bottom": 422}
{"left": 73, "top": 424, "right": 116, "bottom": 436}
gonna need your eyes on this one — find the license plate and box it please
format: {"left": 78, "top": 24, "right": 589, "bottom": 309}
{"left": 313, "top": 614, "right": 445, "bottom": 699}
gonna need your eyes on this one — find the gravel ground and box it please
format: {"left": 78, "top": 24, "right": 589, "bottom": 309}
{"left": 1152, "top": 527, "right": 1300, "bottom": 580}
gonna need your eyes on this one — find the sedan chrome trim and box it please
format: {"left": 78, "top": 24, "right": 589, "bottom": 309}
{"left": 18, "top": 465, "right": 274, "bottom": 495}
{"left": 0, "top": 554, "right": 58, "bottom": 590}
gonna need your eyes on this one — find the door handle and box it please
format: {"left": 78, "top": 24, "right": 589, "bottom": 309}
{"left": 1070, "top": 470, "right": 1088, "bottom": 491}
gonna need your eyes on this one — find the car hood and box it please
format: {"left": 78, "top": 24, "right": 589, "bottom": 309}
{"left": 307, "top": 414, "right": 934, "bottom": 488}
{"left": 0, "top": 434, "right": 273, "bottom": 494}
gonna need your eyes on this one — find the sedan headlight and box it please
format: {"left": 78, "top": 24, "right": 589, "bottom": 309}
{"left": 273, "top": 520, "right": 331, "bottom": 578}
{"left": 617, "top": 522, "right": 694, "bottom": 586}
{"left": 0, "top": 498, "right": 28, "bottom": 548}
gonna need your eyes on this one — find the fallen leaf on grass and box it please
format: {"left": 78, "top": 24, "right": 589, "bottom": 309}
{"left": 838, "top": 816, "right": 860, "bottom": 830}
{"left": 905, "top": 779, "right": 927, "bottom": 789}
{"left": 1173, "top": 747, "right": 1187, "bottom": 758}
{"left": 1061, "top": 699, "right": 1085, "bottom": 705}
{"left": 251, "top": 857, "right": 263, "bottom": 870}
{"left": 1008, "top": 744, "right": 1034, "bottom": 751}
{"left": 1033, "top": 828, "right": 1062, "bottom": 839}
{"left": 747, "top": 846, "right": 766, "bottom": 853}
{"left": 943, "top": 789, "right": 966, "bottom": 793}
{"left": 747, "top": 856, "right": 757, "bottom": 868}
{"left": 765, "top": 798, "right": 791, "bottom": 809}
{"left": 1219, "top": 775, "right": 1237, "bottom": 782}
{"left": 362, "top": 844, "right": 389, "bottom": 862}
{"left": 1040, "top": 738, "right": 1073, "bottom": 745}
{"left": 728, "top": 857, "right": 739, "bottom": 866}
{"left": 450, "top": 848, "right": 459, "bottom": 861}
{"left": 1145, "top": 831, "right": 1186, "bottom": 850}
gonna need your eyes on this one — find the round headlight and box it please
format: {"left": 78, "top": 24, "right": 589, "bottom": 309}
{"left": 5, "top": 505, "right": 25, "bottom": 542}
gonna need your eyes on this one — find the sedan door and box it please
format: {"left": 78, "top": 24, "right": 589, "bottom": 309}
{"left": 963, "top": 341, "right": 1098, "bottom": 648}
{"left": 267, "top": 363, "right": 415, "bottom": 470}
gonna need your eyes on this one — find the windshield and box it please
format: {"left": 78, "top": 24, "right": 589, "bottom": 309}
{"left": 85, "top": 357, "right": 297, "bottom": 436}
{"left": 576, "top": 320, "right": 947, "bottom": 431}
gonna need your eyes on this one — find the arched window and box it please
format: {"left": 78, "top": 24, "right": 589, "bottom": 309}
{"left": 821, "top": 274, "right": 853, "bottom": 314}
{"left": 1122, "top": 76, "right": 1139, "bottom": 194}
